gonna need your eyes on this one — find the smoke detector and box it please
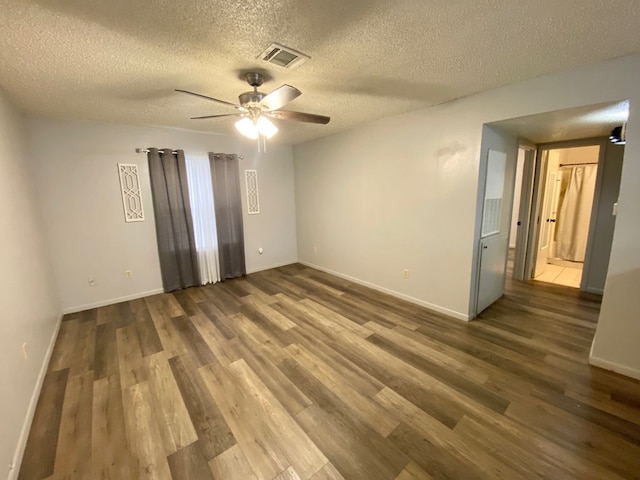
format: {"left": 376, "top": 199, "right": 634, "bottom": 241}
{"left": 258, "top": 43, "right": 309, "bottom": 69}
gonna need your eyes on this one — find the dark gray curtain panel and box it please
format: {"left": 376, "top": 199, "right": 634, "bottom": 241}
{"left": 209, "top": 152, "right": 246, "bottom": 280}
{"left": 147, "top": 148, "right": 200, "bottom": 291}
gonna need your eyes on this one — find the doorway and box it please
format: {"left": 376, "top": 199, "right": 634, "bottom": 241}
{"left": 471, "top": 101, "right": 629, "bottom": 319}
{"left": 532, "top": 144, "right": 600, "bottom": 288}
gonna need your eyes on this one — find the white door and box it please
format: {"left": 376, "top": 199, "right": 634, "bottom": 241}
{"left": 476, "top": 149, "right": 509, "bottom": 315}
{"left": 534, "top": 165, "right": 562, "bottom": 277}
{"left": 477, "top": 233, "right": 510, "bottom": 313}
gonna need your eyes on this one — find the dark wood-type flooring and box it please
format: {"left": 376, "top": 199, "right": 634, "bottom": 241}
{"left": 19, "top": 263, "right": 640, "bottom": 479}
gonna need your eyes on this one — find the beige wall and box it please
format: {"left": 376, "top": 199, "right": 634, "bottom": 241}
{"left": 0, "top": 92, "right": 61, "bottom": 477}
{"left": 27, "top": 117, "right": 298, "bottom": 312}
{"left": 294, "top": 54, "right": 640, "bottom": 378}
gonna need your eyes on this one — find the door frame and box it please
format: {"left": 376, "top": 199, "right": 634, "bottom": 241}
{"left": 512, "top": 145, "right": 536, "bottom": 281}
{"left": 523, "top": 137, "right": 607, "bottom": 284}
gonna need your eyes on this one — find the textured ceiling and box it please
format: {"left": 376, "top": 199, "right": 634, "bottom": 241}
{"left": 1, "top": 0, "right": 640, "bottom": 144}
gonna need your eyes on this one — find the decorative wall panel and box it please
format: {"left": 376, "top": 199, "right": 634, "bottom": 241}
{"left": 245, "top": 169, "right": 260, "bottom": 215}
{"left": 117, "top": 163, "right": 145, "bottom": 222}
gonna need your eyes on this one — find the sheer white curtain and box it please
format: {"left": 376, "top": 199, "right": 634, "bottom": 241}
{"left": 185, "top": 153, "right": 220, "bottom": 284}
{"left": 556, "top": 164, "right": 597, "bottom": 262}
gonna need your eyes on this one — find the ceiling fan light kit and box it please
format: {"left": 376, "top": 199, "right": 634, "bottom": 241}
{"left": 175, "top": 72, "right": 329, "bottom": 143}
{"left": 235, "top": 116, "right": 278, "bottom": 140}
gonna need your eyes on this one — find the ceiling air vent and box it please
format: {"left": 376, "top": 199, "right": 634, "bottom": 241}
{"left": 258, "top": 43, "right": 309, "bottom": 69}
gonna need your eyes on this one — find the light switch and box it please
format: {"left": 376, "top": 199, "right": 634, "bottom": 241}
{"left": 613, "top": 202, "right": 618, "bottom": 216}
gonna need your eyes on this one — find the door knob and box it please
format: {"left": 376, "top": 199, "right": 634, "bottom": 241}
{"left": 483, "top": 245, "right": 488, "bottom": 249}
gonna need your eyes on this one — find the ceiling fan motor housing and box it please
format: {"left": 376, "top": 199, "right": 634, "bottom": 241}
{"left": 239, "top": 91, "right": 266, "bottom": 107}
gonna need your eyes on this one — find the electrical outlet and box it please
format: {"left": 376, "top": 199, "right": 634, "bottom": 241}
{"left": 22, "top": 342, "right": 28, "bottom": 360}
{"left": 88, "top": 277, "right": 97, "bottom": 286}
{"left": 403, "top": 269, "right": 409, "bottom": 279}
{"left": 313, "top": 246, "right": 318, "bottom": 254}
{"left": 125, "top": 270, "right": 133, "bottom": 279}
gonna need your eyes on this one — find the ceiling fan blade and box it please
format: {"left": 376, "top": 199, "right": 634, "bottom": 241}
{"left": 267, "top": 110, "right": 330, "bottom": 125}
{"left": 190, "top": 113, "right": 243, "bottom": 120}
{"left": 260, "top": 85, "right": 302, "bottom": 111}
{"left": 175, "top": 89, "right": 240, "bottom": 108}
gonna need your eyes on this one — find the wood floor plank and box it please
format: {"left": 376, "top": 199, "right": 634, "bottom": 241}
{"left": 286, "top": 343, "right": 399, "bottom": 437}
{"left": 19, "top": 262, "right": 640, "bottom": 480}
{"left": 71, "top": 317, "right": 96, "bottom": 376}
{"left": 94, "top": 322, "right": 119, "bottom": 380}
{"left": 294, "top": 404, "right": 406, "bottom": 480}
{"left": 325, "top": 334, "right": 462, "bottom": 428}
{"left": 168, "top": 355, "right": 236, "bottom": 460}
{"left": 145, "top": 296, "right": 190, "bottom": 357}
{"left": 117, "top": 323, "right": 148, "bottom": 389}
{"left": 367, "top": 333, "right": 510, "bottom": 414}
{"left": 453, "top": 413, "right": 627, "bottom": 480}
{"left": 18, "top": 369, "right": 69, "bottom": 480}
{"left": 189, "top": 313, "right": 242, "bottom": 366}
{"left": 144, "top": 352, "right": 198, "bottom": 455}
{"left": 52, "top": 372, "right": 93, "bottom": 479}
{"left": 198, "top": 301, "right": 238, "bottom": 339}
{"left": 199, "top": 362, "right": 291, "bottom": 480}
{"left": 172, "top": 289, "right": 203, "bottom": 317}
{"left": 241, "top": 297, "right": 298, "bottom": 330}
{"left": 364, "top": 321, "right": 489, "bottom": 384}
{"left": 167, "top": 441, "right": 214, "bottom": 480}
{"left": 273, "top": 466, "right": 303, "bottom": 480}
{"left": 92, "top": 374, "right": 133, "bottom": 480}
{"left": 374, "top": 387, "right": 525, "bottom": 480}
{"left": 394, "top": 462, "right": 435, "bottom": 480}
{"left": 227, "top": 359, "right": 329, "bottom": 478}
{"left": 135, "top": 307, "right": 164, "bottom": 358}
{"left": 172, "top": 315, "right": 217, "bottom": 367}
{"left": 208, "top": 444, "right": 258, "bottom": 480}
{"left": 234, "top": 336, "right": 313, "bottom": 416}
{"left": 504, "top": 395, "right": 640, "bottom": 478}
{"left": 122, "top": 381, "right": 172, "bottom": 480}
{"left": 308, "top": 462, "right": 345, "bottom": 480}
{"left": 280, "top": 355, "right": 409, "bottom": 479}
{"left": 47, "top": 318, "right": 79, "bottom": 373}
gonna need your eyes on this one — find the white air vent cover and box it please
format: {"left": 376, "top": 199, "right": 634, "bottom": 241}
{"left": 258, "top": 43, "right": 309, "bottom": 69}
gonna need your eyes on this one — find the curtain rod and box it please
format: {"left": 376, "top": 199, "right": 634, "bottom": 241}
{"left": 559, "top": 162, "right": 598, "bottom": 166}
{"left": 136, "top": 148, "right": 176, "bottom": 154}
{"left": 136, "top": 148, "right": 243, "bottom": 159}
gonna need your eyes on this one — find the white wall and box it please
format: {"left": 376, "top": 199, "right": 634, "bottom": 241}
{"left": 293, "top": 54, "right": 640, "bottom": 376}
{"left": 583, "top": 143, "right": 624, "bottom": 294}
{"left": 0, "top": 92, "right": 61, "bottom": 478}
{"left": 27, "top": 117, "right": 297, "bottom": 312}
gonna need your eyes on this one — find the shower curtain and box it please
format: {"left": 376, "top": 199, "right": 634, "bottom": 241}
{"left": 555, "top": 164, "right": 597, "bottom": 262}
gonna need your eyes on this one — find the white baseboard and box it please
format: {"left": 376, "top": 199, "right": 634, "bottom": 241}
{"left": 8, "top": 312, "right": 63, "bottom": 480}
{"left": 62, "top": 288, "right": 165, "bottom": 314}
{"left": 589, "top": 355, "right": 640, "bottom": 381}
{"left": 298, "top": 261, "right": 470, "bottom": 321}
{"left": 246, "top": 260, "right": 298, "bottom": 275}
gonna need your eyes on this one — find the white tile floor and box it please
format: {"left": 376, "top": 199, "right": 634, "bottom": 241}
{"left": 534, "top": 262, "right": 583, "bottom": 288}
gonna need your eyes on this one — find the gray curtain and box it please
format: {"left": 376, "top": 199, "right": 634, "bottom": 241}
{"left": 209, "top": 152, "right": 246, "bottom": 279}
{"left": 147, "top": 148, "right": 200, "bottom": 291}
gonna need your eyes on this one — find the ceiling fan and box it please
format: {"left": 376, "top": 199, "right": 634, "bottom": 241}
{"left": 176, "top": 72, "right": 330, "bottom": 140}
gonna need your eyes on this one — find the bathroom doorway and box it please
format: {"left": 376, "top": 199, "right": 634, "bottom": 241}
{"left": 532, "top": 144, "right": 600, "bottom": 288}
